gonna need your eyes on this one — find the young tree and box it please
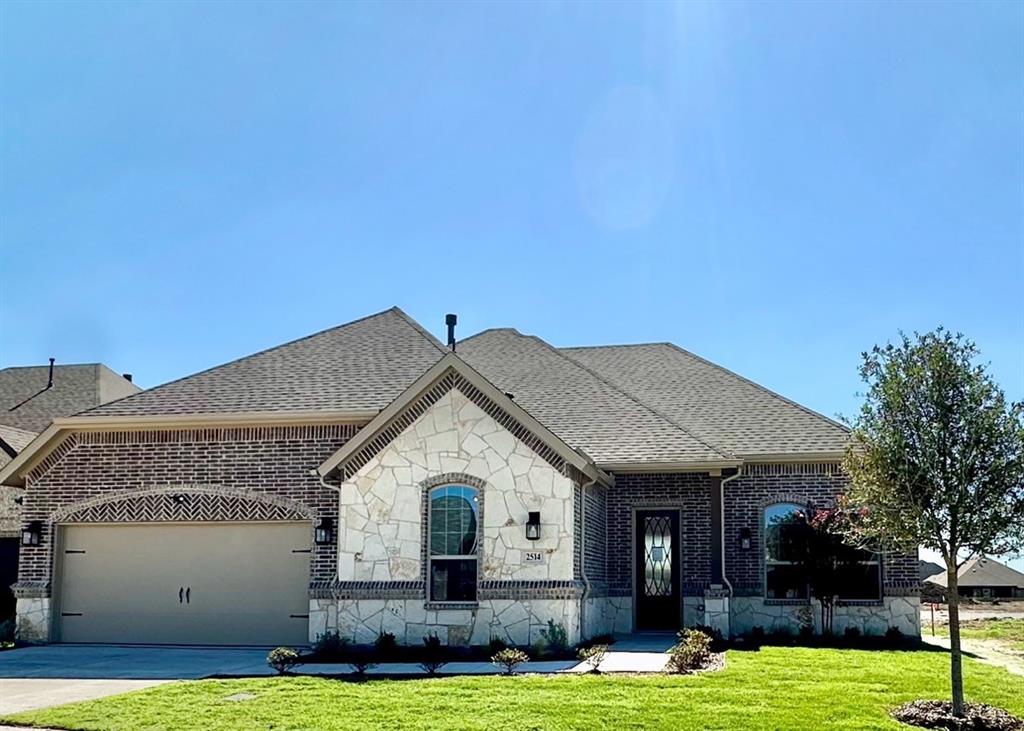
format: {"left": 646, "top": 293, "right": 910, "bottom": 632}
{"left": 842, "top": 329, "right": 1024, "bottom": 717}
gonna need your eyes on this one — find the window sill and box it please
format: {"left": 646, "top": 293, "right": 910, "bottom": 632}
{"left": 425, "top": 601, "right": 479, "bottom": 611}
{"left": 763, "top": 598, "right": 810, "bottom": 606}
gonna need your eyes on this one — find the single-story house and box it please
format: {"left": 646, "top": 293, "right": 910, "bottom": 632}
{"left": 0, "top": 362, "right": 140, "bottom": 627}
{"left": 925, "top": 556, "right": 1024, "bottom": 600}
{"left": 1, "top": 308, "right": 920, "bottom": 646}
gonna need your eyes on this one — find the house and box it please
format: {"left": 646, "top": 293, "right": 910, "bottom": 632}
{"left": 0, "top": 362, "right": 140, "bottom": 626}
{"left": 925, "top": 556, "right": 1024, "bottom": 600}
{"left": 0, "top": 309, "right": 920, "bottom": 646}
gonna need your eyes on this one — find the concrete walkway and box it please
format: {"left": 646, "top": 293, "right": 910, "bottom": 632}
{"left": 0, "top": 678, "right": 168, "bottom": 715}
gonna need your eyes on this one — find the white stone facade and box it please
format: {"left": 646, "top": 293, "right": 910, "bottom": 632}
{"left": 320, "top": 388, "right": 580, "bottom": 644}
{"left": 730, "top": 596, "right": 921, "bottom": 637}
{"left": 15, "top": 597, "right": 50, "bottom": 642}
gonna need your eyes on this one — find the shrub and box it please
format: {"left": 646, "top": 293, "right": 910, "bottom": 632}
{"left": 487, "top": 636, "right": 508, "bottom": 656}
{"left": 587, "top": 633, "right": 615, "bottom": 646}
{"left": 666, "top": 628, "right": 712, "bottom": 674}
{"left": 267, "top": 647, "right": 299, "bottom": 675}
{"left": 374, "top": 631, "right": 398, "bottom": 660}
{"left": 0, "top": 619, "right": 15, "bottom": 644}
{"left": 420, "top": 633, "right": 447, "bottom": 676}
{"left": 692, "top": 624, "right": 726, "bottom": 651}
{"left": 843, "top": 626, "right": 862, "bottom": 644}
{"left": 885, "top": 626, "right": 904, "bottom": 646}
{"left": 491, "top": 647, "right": 530, "bottom": 676}
{"left": 798, "top": 624, "right": 815, "bottom": 642}
{"left": 539, "top": 620, "right": 569, "bottom": 656}
{"left": 748, "top": 626, "right": 766, "bottom": 647}
{"left": 577, "top": 644, "right": 608, "bottom": 674}
{"left": 313, "top": 630, "right": 349, "bottom": 660}
{"left": 349, "top": 647, "right": 377, "bottom": 677}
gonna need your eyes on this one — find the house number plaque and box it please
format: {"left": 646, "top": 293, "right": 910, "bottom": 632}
{"left": 524, "top": 551, "right": 545, "bottom": 564}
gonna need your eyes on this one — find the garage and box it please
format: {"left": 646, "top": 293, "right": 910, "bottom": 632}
{"left": 56, "top": 522, "right": 311, "bottom": 646}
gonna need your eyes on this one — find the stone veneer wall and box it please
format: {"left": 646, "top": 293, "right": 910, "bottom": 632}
{"left": 317, "top": 387, "right": 582, "bottom": 645}
{"left": 13, "top": 424, "right": 357, "bottom": 641}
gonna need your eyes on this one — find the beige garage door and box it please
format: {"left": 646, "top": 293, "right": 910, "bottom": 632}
{"left": 57, "top": 522, "right": 311, "bottom": 645}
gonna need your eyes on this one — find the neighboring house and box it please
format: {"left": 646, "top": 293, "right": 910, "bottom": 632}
{"left": 0, "top": 309, "right": 920, "bottom": 646}
{"left": 925, "top": 556, "right": 1024, "bottom": 600}
{"left": 919, "top": 560, "right": 944, "bottom": 583}
{"left": 0, "top": 362, "right": 140, "bottom": 624}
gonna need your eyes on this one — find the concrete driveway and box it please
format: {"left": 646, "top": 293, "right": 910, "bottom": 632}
{"left": 0, "top": 645, "right": 274, "bottom": 715}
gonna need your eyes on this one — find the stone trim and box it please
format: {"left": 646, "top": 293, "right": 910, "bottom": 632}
{"left": 478, "top": 579, "right": 585, "bottom": 600}
{"left": 310, "top": 580, "right": 424, "bottom": 600}
{"left": 338, "top": 370, "right": 570, "bottom": 481}
{"left": 12, "top": 580, "right": 50, "bottom": 599}
{"left": 420, "top": 473, "right": 487, "bottom": 604}
{"left": 50, "top": 484, "right": 317, "bottom": 524}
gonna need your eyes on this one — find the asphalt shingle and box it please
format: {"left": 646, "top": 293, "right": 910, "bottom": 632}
{"left": 0, "top": 364, "right": 139, "bottom": 432}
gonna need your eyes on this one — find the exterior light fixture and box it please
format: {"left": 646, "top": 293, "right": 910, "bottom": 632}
{"left": 525, "top": 511, "right": 541, "bottom": 541}
{"left": 739, "top": 527, "right": 752, "bottom": 551}
{"left": 21, "top": 520, "right": 42, "bottom": 547}
{"left": 314, "top": 517, "right": 335, "bottom": 546}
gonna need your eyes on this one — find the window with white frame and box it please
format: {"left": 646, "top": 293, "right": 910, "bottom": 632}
{"left": 428, "top": 485, "right": 479, "bottom": 603}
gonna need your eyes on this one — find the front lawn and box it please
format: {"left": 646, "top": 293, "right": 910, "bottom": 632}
{"left": 933, "top": 618, "right": 1024, "bottom": 650}
{"left": 5, "top": 647, "right": 1024, "bottom": 730}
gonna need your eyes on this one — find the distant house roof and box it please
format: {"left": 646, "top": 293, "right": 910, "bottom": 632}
{"left": 919, "top": 560, "right": 945, "bottom": 582}
{"left": 85, "top": 308, "right": 447, "bottom": 418}
{"left": 560, "top": 343, "right": 849, "bottom": 459}
{"left": 0, "top": 363, "right": 140, "bottom": 433}
{"left": 925, "top": 556, "right": 1024, "bottom": 589}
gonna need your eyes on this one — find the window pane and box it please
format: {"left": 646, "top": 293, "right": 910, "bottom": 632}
{"left": 429, "top": 485, "right": 478, "bottom": 556}
{"left": 837, "top": 563, "right": 881, "bottom": 600}
{"left": 766, "top": 564, "right": 808, "bottom": 599}
{"left": 430, "top": 558, "right": 477, "bottom": 602}
{"left": 764, "top": 503, "right": 809, "bottom": 563}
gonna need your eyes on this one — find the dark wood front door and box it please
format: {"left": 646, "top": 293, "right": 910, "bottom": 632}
{"left": 635, "top": 510, "right": 681, "bottom": 631}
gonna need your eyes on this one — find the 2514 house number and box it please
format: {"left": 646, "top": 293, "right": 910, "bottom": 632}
{"left": 524, "top": 551, "right": 545, "bottom": 564}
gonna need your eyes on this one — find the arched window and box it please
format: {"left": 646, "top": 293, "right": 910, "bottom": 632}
{"left": 764, "top": 502, "right": 810, "bottom": 599}
{"left": 428, "top": 485, "right": 479, "bottom": 603}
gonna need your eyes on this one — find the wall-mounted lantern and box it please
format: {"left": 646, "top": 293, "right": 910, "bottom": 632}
{"left": 525, "top": 511, "right": 541, "bottom": 541}
{"left": 314, "top": 517, "right": 335, "bottom": 546}
{"left": 21, "top": 520, "right": 42, "bottom": 547}
{"left": 739, "top": 527, "right": 752, "bottom": 551}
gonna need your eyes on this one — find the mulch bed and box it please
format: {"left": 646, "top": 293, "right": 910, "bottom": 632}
{"left": 891, "top": 700, "right": 1023, "bottom": 731}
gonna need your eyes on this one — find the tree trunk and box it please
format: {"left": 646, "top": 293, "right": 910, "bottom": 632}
{"left": 947, "top": 566, "right": 965, "bottom": 717}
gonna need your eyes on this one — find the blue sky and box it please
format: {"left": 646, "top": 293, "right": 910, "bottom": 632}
{"left": 2, "top": 2, "right": 1022, "bottom": 562}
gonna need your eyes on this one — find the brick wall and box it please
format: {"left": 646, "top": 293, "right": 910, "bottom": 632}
{"left": 606, "top": 472, "right": 712, "bottom": 597}
{"left": 18, "top": 424, "right": 358, "bottom": 591}
{"left": 723, "top": 463, "right": 918, "bottom": 597}
{"left": 582, "top": 483, "right": 608, "bottom": 590}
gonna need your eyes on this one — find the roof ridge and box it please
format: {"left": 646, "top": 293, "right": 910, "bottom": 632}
{"left": 458, "top": 327, "right": 520, "bottom": 347}
{"left": 0, "top": 363, "right": 103, "bottom": 371}
{"left": 523, "top": 334, "right": 736, "bottom": 461}
{"left": 660, "top": 342, "right": 850, "bottom": 434}
{"left": 78, "top": 306, "right": 411, "bottom": 417}
{"left": 559, "top": 342, "right": 670, "bottom": 351}
{"left": 390, "top": 307, "right": 449, "bottom": 354}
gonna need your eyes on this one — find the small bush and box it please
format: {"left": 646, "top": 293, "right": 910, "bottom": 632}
{"left": 666, "top": 628, "right": 712, "bottom": 674}
{"left": 885, "top": 626, "right": 904, "bottom": 646}
{"left": 692, "top": 624, "right": 726, "bottom": 651}
{"left": 0, "top": 619, "right": 15, "bottom": 644}
{"left": 491, "top": 647, "right": 530, "bottom": 676}
{"left": 798, "top": 624, "right": 815, "bottom": 641}
{"left": 374, "top": 631, "right": 398, "bottom": 660}
{"left": 587, "top": 633, "right": 615, "bottom": 646}
{"left": 577, "top": 644, "right": 608, "bottom": 674}
{"left": 420, "top": 633, "right": 447, "bottom": 675}
{"left": 843, "top": 626, "right": 862, "bottom": 643}
{"left": 487, "top": 636, "right": 508, "bottom": 656}
{"left": 267, "top": 647, "right": 299, "bottom": 675}
{"left": 540, "top": 620, "right": 569, "bottom": 656}
{"left": 748, "top": 626, "right": 766, "bottom": 647}
{"left": 313, "top": 630, "right": 349, "bottom": 660}
{"left": 349, "top": 647, "right": 377, "bottom": 677}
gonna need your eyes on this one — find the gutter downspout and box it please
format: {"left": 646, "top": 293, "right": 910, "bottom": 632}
{"left": 720, "top": 467, "right": 743, "bottom": 597}
{"left": 578, "top": 477, "right": 596, "bottom": 642}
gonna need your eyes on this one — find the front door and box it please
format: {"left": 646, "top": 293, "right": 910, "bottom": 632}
{"left": 635, "top": 510, "right": 680, "bottom": 631}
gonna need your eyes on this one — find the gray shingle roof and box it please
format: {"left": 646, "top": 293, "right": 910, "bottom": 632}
{"left": 560, "top": 343, "right": 849, "bottom": 458}
{"left": 0, "top": 364, "right": 140, "bottom": 432}
{"left": 457, "top": 329, "right": 731, "bottom": 466}
{"left": 0, "top": 424, "right": 38, "bottom": 456}
{"left": 925, "top": 556, "right": 1024, "bottom": 589}
{"left": 86, "top": 308, "right": 447, "bottom": 417}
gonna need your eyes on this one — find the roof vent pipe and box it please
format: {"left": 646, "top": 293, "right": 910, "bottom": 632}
{"left": 46, "top": 358, "right": 55, "bottom": 389}
{"left": 122, "top": 373, "right": 133, "bottom": 382}
{"left": 445, "top": 314, "right": 457, "bottom": 352}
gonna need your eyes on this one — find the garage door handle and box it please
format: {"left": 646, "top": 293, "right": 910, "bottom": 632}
{"left": 179, "top": 587, "right": 184, "bottom": 604}
{"left": 186, "top": 587, "right": 190, "bottom": 604}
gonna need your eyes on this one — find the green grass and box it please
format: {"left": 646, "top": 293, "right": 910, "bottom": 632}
{"left": 933, "top": 618, "right": 1024, "bottom": 650}
{"left": 5, "top": 647, "right": 1024, "bottom": 730}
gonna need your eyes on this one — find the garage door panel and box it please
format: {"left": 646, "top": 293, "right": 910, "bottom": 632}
{"left": 58, "top": 523, "right": 310, "bottom": 645}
